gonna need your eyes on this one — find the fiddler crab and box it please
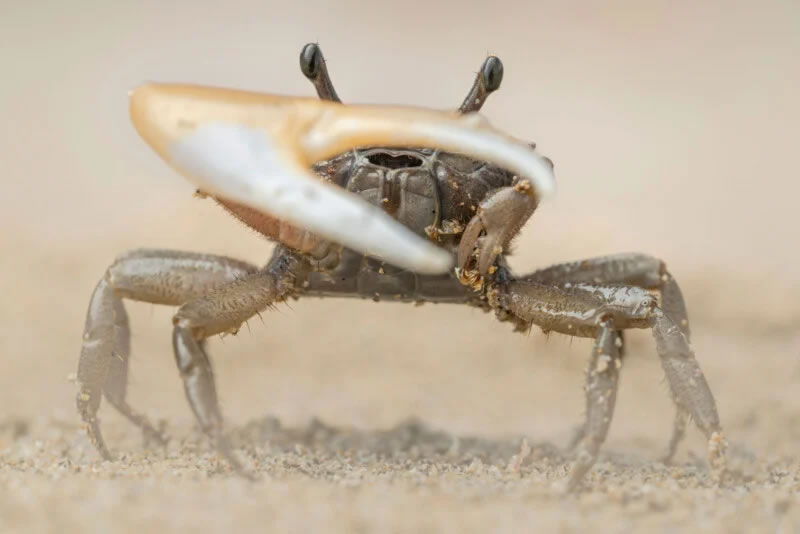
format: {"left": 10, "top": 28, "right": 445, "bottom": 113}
{"left": 77, "top": 43, "right": 726, "bottom": 489}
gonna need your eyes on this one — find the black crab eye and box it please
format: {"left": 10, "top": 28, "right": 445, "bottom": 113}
{"left": 482, "top": 56, "right": 504, "bottom": 92}
{"left": 300, "top": 43, "right": 321, "bottom": 79}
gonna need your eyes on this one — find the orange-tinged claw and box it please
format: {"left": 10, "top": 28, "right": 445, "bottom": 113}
{"left": 129, "top": 83, "right": 554, "bottom": 273}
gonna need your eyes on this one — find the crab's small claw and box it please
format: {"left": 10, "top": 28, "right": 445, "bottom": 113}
{"left": 457, "top": 179, "right": 539, "bottom": 276}
{"left": 129, "top": 83, "right": 554, "bottom": 274}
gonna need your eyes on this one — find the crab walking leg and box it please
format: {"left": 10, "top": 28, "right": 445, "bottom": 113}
{"left": 664, "top": 407, "right": 689, "bottom": 464}
{"left": 650, "top": 309, "right": 726, "bottom": 477}
{"left": 102, "top": 297, "right": 167, "bottom": 447}
{"left": 490, "top": 280, "right": 725, "bottom": 486}
{"left": 78, "top": 279, "right": 133, "bottom": 459}
{"left": 528, "top": 253, "right": 690, "bottom": 339}
{"left": 78, "top": 250, "right": 258, "bottom": 460}
{"left": 526, "top": 253, "right": 692, "bottom": 461}
{"left": 564, "top": 330, "right": 625, "bottom": 454}
{"left": 171, "top": 249, "right": 308, "bottom": 473}
{"left": 567, "top": 317, "right": 621, "bottom": 490}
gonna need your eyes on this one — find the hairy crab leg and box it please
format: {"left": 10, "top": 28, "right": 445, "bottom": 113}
{"left": 567, "top": 316, "right": 621, "bottom": 490}
{"left": 525, "top": 253, "right": 693, "bottom": 462}
{"left": 129, "top": 84, "right": 555, "bottom": 274}
{"left": 77, "top": 249, "right": 258, "bottom": 459}
{"left": 489, "top": 279, "right": 725, "bottom": 488}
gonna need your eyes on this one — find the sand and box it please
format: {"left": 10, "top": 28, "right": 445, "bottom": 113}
{"left": 2, "top": 1, "right": 800, "bottom": 532}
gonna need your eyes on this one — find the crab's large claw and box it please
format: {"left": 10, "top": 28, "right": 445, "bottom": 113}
{"left": 129, "top": 84, "right": 555, "bottom": 274}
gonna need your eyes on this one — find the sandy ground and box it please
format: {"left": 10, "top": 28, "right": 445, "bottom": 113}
{"left": 2, "top": 1, "right": 800, "bottom": 532}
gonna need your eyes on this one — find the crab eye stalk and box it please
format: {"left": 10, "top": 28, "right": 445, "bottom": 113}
{"left": 299, "top": 43, "right": 321, "bottom": 78}
{"left": 482, "top": 56, "right": 504, "bottom": 93}
{"left": 299, "top": 43, "right": 341, "bottom": 103}
{"left": 459, "top": 55, "right": 504, "bottom": 113}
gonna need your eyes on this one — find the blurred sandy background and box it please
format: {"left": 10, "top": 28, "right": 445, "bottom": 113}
{"left": 1, "top": 1, "right": 799, "bottom": 532}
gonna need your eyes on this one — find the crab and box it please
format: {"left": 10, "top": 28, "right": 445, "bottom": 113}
{"left": 77, "top": 43, "right": 726, "bottom": 489}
